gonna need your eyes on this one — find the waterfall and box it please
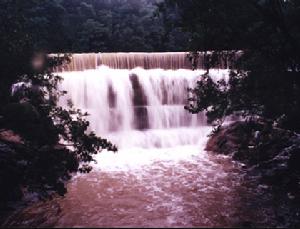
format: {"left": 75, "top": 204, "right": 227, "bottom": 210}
{"left": 53, "top": 51, "right": 241, "bottom": 72}
{"left": 57, "top": 53, "right": 230, "bottom": 150}
{"left": 10, "top": 53, "right": 276, "bottom": 227}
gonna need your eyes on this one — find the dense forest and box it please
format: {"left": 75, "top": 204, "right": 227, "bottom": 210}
{"left": 1, "top": 0, "right": 188, "bottom": 53}
{"left": 1, "top": 0, "right": 300, "bottom": 227}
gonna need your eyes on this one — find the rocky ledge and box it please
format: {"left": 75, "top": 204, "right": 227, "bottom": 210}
{"left": 206, "top": 120, "right": 300, "bottom": 227}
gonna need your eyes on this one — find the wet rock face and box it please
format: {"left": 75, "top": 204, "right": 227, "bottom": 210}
{"left": 206, "top": 121, "right": 297, "bottom": 166}
{"left": 206, "top": 121, "right": 300, "bottom": 227}
{"left": 129, "top": 74, "right": 149, "bottom": 130}
{"left": 206, "top": 120, "right": 300, "bottom": 181}
{"left": 206, "top": 121, "right": 262, "bottom": 158}
{"left": 130, "top": 74, "right": 148, "bottom": 106}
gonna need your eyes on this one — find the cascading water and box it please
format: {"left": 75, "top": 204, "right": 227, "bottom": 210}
{"left": 58, "top": 67, "right": 229, "bottom": 149}
{"left": 6, "top": 53, "right": 276, "bottom": 228}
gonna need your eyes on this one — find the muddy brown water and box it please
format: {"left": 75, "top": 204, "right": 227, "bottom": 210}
{"left": 6, "top": 65, "right": 277, "bottom": 227}
{"left": 4, "top": 143, "right": 276, "bottom": 228}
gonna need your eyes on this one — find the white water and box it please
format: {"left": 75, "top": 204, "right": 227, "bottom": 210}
{"left": 58, "top": 67, "right": 229, "bottom": 145}
{"left": 57, "top": 67, "right": 231, "bottom": 172}
{"left": 49, "top": 66, "right": 272, "bottom": 227}
{"left": 5, "top": 64, "right": 276, "bottom": 227}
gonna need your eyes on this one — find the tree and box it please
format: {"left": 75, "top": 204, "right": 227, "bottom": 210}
{"left": 160, "top": 0, "right": 300, "bottom": 132}
{"left": 0, "top": 0, "right": 117, "bottom": 201}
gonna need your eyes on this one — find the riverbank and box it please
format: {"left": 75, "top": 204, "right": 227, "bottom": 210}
{"left": 2, "top": 120, "right": 300, "bottom": 227}
{"left": 0, "top": 129, "right": 280, "bottom": 227}
{"left": 206, "top": 120, "right": 300, "bottom": 227}
{"left": 0, "top": 129, "right": 78, "bottom": 225}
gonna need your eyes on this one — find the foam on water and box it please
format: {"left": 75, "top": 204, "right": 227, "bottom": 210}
{"left": 4, "top": 63, "right": 276, "bottom": 227}
{"left": 58, "top": 66, "right": 229, "bottom": 136}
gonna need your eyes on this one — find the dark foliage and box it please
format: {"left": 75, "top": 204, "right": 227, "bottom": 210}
{"left": 160, "top": 1, "right": 300, "bottom": 225}
{"left": 160, "top": 0, "right": 300, "bottom": 133}
{"left": 0, "top": 0, "right": 118, "bottom": 210}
